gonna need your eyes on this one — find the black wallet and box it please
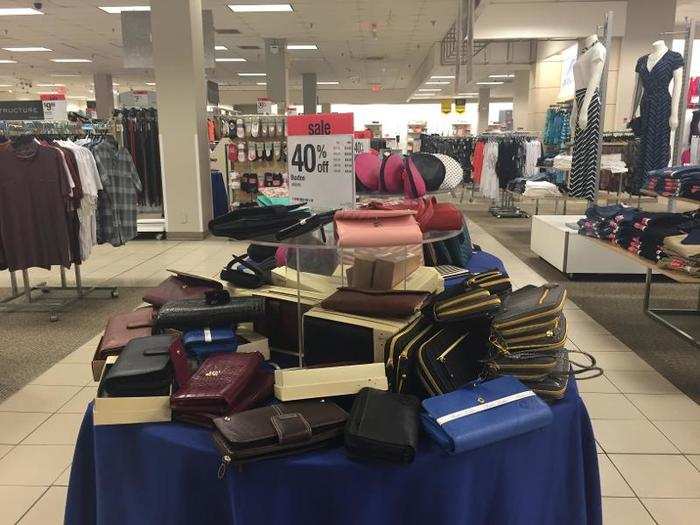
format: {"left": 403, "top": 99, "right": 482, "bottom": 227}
{"left": 275, "top": 210, "right": 337, "bottom": 240}
{"left": 344, "top": 387, "right": 420, "bottom": 463}
{"left": 102, "top": 335, "right": 174, "bottom": 397}
{"left": 154, "top": 297, "right": 265, "bottom": 330}
{"left": 208, "top": 204, "right": 310, "bottom": 240}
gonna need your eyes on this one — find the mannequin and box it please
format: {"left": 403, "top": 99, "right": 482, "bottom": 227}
{"left": 569, "top": 34, "right": 607, "bottom": 201}
{"left": 628, "top": 40, "right": 684, "bottom": 187}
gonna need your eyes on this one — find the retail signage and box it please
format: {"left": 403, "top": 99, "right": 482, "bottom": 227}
{"left": 40, "top": 93, "right": 68, "bottom": 122}
{"left": 455, "top": 98, "right": 466, "bottom": 114}
{"left": 287, "top": 112, "right": 355, "bottom": 210}
{"left": 353, "top": 132, "right": 371, "bottom": 155}
{"left": 0, "top": 100, "right": 44, "bottom": 120}
{"left": 441, "top": 99, "right": 452, "bottom": 114}
{"left": 257, "top": 97, "right": 272, "bottom": 115}
{"left": 119, "top": 90, "right": 156, "bottom": 108}
{"left": 207, "top": 80, "right": 220, "bottom": 105}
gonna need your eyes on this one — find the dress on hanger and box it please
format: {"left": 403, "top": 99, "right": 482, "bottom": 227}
{"left": 635, "top": 50, "right": 684, "bottom": 174}
{"left": 570, "top": 43, "right": 605, "bottom": 201}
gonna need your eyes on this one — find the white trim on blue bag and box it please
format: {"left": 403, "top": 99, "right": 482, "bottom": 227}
{"left": 435, "top": 390, "right": 536, "bottom": 426}
{"left": 204, "top": 328, "right": 213, "bottom": 343}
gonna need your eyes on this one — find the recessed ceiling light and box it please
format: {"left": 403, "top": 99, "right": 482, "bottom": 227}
{"left": 52, "top": 74, "right": 80, "bottom": 77}
{"left": 419, "top": 88, "right": 442, "bottom": 92}
{"left": 51, "top": 59, "right": 92, "bottom": 63}
{"left": 426, "top": 81, "right": 450, "bottom": 85}
{"left": 287, "top": 44, "right": 318, "bottom": 50}
{"left": 68, "top": 95, "right": 90, "bottom": 100}
{"left": 457, "top": 92, "right": 478, "bottom": 97}
{"left": 228, "top": 4, "right": 293, "bottom": 13}
{"left": 0, "top": 8, "right": 44, "bottom": 16}
{"left": 238, "top": 73, "right": 266, "bottom": 77}
{"left": 36, "top": 83, "right": 65, "bottom": 87}
{"left": 476, "top": 81, "right": 504, "bottom": 85}
{"left": 430, "top": 75, "right": 455, "bottom": 79}
{"left": 98, "top": 6, "right": 150, "bottom": 14}
{"left": 2, "top": 47, "right": 52, "bottom": 52}
{"left": 0, "top": 84, "right": 13, "bottom": 87}
{"left": 317, "top": 81, "right": 339, "bottom": 85}
{"left": 0, "top": 59, "right": 18, "bottom": 64}
{"left": 488, "top": 74, "right": 515, "bottom": 79}
{"left": 256, "top": 82, "right": 267, "bottom": 86}
{"left": 215, "top": 45, "right": 228, "bottom": 51}
{"left": 113, "top": 83, "right": 120, "bottom": 86}
{"left": 146, "top": 82, "right": 156, "bottom": 86}
{"left": 215, "top": 57, "right": 247, "bottom": 62}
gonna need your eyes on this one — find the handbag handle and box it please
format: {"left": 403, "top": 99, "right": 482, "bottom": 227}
{"left": 379, "top": 153, "right": 389, "bottom": 193}
{"left": 220, "top": 254, "right": 267, "bottom": 288}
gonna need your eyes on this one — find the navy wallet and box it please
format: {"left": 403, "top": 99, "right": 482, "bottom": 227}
{"left": 420, "top": 375, "right": 553, "bottom": 454}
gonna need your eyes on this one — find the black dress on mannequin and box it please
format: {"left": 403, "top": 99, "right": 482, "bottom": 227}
{"left": 635, "top": 50, "right": 684, "bottom": 173}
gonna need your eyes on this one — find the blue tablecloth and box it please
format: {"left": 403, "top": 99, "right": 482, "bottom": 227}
{"left": 65, "top": 379, "right": 601, "bottom": 525}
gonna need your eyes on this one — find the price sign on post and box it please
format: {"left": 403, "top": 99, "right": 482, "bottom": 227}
{"left": 287, "top": 113, "right": 355, "bottom": 210}
{"left": 40, "top": 93, "right": 67, "bottom": 122}
{"left": 257, "top": 97, "right": 272, "bottom": 115}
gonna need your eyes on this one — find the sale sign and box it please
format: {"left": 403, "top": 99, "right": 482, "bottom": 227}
{"left": 40, "top": 93, "right": 67, "bottom": 122}
{"left": 287, "top": 113, "right": 355, "bottom": 210}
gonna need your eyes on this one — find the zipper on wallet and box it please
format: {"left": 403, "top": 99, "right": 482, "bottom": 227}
{"left": 396, "top": 324, "right": 434, "bottom": 392}
{"left": 213, "top": 432, "right": 233, "bottom": 479}
{"left": 493, "top": 290, "right": 567, "bottom": 329}
{"left": 439, "top": 297, "right": 501, "bottom": 319}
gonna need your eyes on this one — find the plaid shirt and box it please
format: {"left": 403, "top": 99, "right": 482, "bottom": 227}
{"left": 92, "top": 141, "right": 142, "bottom": 246}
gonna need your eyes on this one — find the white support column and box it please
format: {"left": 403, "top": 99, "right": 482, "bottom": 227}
{"left": 265, "top": 38, "right": 288, "bottom": 111}
{"left": 512, "top": 70, "right": 531, "bottom": 131}
{"left": 302, "top": 73, "right": 317, "bottom": 114}
{"left": 93, "top": 73, "right": 115, "bottom": 119}
{"left": 151, "top": 0, "right": 212, "bottom": 239}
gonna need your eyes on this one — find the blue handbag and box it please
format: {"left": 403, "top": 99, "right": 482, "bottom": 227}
{"left": 182, "top": 327, "right": 238, "bottom": 360}
{"left": 420, "top": 376, "right": 552, "bottom": 454}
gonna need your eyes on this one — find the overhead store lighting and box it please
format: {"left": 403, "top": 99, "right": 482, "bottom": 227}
{"left": 457, "top": 92, "right": 479, "bottom": 97}
{"left": 98, "top": 6, "right": 150, "bottom": 14}
{"left": 489, "top": 74, "right": 515, "bottom": 79}
{"left": 317, "top": 81, "right": 339, "bottom": 85}
{"left": 0, "top": 8, "right": 44, "bottom": 16}
{"left": 52, "top": 59, "right": 92, "bottom": 63}
{"left": 215, "top": 57, "right": 247, "bottom": 62}
{"left": 215, "top": 45, "right": 229, "bottom": 51}
{"left": 238, "top": 73, "right": 266, "bottom": 77}
{"left": 52, "top": 74, "right": 80, "bottom": 77}
{"left": 430, "top": 75, "right": 455, "bottom": 79}
{"left": 2, "top": 47, "right": 52, "bottom": 52}
{"left": 419, "top": 88, "right": 442, "bottom": 92}
{"left": 68, "top": 95, "right": 90, "bottom": 100}
{"left": 228, "top": 4, "right": 294, "bottom": 13}
{"left": 146, "top": 82, "right": 156, "bottom": 86}
{"left": 0, "top": 59, "right": 18, "bottom": 64}
{"left": 256, "top": 82, "right": 267, "bottom": 86}
{"left": 425, "top": 81, "right": 450, "bottom": 85}
{"left": 287, "top": 44, "right": 318, "bottom": 50}
{"left": 0, "top": 84, "right": 13, "bottom": 87}
{"left": 476, "top": 81, "right": 504, "bottom": 85}
{"left": 36, "top": 83, "right": 65, "bottom": 87}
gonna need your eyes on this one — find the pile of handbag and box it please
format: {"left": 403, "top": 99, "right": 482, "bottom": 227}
{"left": 355, "top": 151, "right": 463, "bottom": 198}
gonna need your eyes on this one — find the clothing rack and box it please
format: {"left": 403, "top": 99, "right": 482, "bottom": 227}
{"left": 0, "top": 122, "right": 121, "bottom": 320}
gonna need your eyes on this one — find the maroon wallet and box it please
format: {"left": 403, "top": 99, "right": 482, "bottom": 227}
{"left": 97, "top": 307, "right": 154, "bottom": 359}
{"left": 142, "top": 269, "right": 223, "bottom": 308}
{"left": 170, "top": 352, "right": 270, "bottom": 415}
{"left": 320, "top": 288, "right": 430, "bottom": 318}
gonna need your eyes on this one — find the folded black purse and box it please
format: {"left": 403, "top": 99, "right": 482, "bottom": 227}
{"left": 102, "top": 335, "right": 175, "bottom": 397}
{"left": 275, "top": 210, "right": 337, "bottom": 240}
{"left": 208, "top": 204, "right": 311, "bottom": 240}
{"left": 220, "top": 254, "right": 275, "bottom": 289}
{"left": 345, "top": 387, "right": 420, "bottom": 463}
{"left": 154, "top": 297, "right": 265, "bottom": 330}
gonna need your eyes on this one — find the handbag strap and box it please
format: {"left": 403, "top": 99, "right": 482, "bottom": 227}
{"left": 379, "top": 153, "right": 389, "bottom": 192}
{"left": 220, "top": 254, "right": 266, "bottom": 286}
{"left": 403, "top": 155, "right": 419, "bottom": 197}
{"left": 565, "top": 349, "right": 604, "bottom": 380}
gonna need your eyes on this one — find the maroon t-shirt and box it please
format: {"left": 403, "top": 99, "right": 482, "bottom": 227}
{"left": 0, "top": 143, "right": 72, "bottom": 271}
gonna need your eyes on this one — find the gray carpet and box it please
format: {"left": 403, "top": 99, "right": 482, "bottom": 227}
{"left": 0, "top": 287, "right": 149, "bottom": 402}
{"left": 460, "top": 202, "right": 700, "bottom": 402}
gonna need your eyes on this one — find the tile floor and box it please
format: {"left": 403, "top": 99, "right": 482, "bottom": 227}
{"left": 0, "top": 224, "right": 698, "bottom": 524}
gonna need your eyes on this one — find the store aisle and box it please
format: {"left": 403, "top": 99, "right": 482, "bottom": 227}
{"left": 0, "top": 228, "right": 698, "bottom": 524}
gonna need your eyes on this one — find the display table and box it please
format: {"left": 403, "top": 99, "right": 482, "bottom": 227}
{"left": 65, "top": 379, "right": 601, "bottom": 525}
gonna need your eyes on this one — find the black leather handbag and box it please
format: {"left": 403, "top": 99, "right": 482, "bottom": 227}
{"left": 102, "top": 335, "right": 175, "bottom": 396}
{"left": 345, "top": 387, "right": 420, "bottom": 463}
{"left": 220, "top": 254, "right": 275, "bottom": 289}
{"left": 208, "top": 204, "right": 310, "bottom": 240}
{"left": 422, "top": 284, "right": 502, "bottom": 323}
{"left": 154, "top": 297, "right": 265, "bottom": 330}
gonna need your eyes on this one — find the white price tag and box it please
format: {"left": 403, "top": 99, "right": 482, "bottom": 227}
{"left": 40, "top": 94, "right": 67, "bottom": 122}
{"left": 287, "top": 113, "right": 355, "bottom": 210}
{"left": 353, "top": 138, "right": 371, "bottom": 155}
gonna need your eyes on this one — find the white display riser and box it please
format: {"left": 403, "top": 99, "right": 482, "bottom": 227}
{"left": 530, "top": 215, "right": 659, "bottom": 278}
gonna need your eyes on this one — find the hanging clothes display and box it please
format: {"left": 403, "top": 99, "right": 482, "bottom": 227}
{"left": 418, "top": 134, "right": 473, "bottom": 183}
{"left": 480, "top": 141, "right": 500, "bottom": 200}
{"left": 634, "top": 50, "right": 684, "bottom": 175}
{"left": 472, "top": 140, "right": 485, "bottom": 185}
{"left": 570, "top": 42, "right": 606, "bottom": 201}
{"left": 119, "top": 108, "right": 163, "bottom": 208}
{"left": 542, "top": 106, "right": 572, "bottom": 150}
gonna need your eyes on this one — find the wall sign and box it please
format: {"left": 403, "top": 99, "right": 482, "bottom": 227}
{"left": 0, "top": 100, "right": 44, "bottom": 120}
{"left": 40, "top": 93, "right": 68, "bottom": 122}
{"left": 287, "top": 113, "right": 355, "bottom": 210}
{"left": 257, "top": 97, "right": 272, "bottom": 115}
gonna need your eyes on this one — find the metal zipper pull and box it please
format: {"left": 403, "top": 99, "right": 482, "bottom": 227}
{"left": 218, "top": 455, "right": 231, "bottom": 480}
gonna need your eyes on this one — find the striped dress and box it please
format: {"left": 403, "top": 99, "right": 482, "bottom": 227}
{"left": 570, "top": 87, "right": 601, "bottom": 201}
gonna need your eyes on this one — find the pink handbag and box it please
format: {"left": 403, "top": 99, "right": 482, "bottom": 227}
{"left": 334, "top": 209, "right": 423, "bottom": 247}
{"left": 402, "top": 156, "right": 427, "bottom": 198}
{"left": 379, "top": 153, "right": 406, "bottom": 193}
{"left": 355, "top": 152, "right": 381, "bottom": 192}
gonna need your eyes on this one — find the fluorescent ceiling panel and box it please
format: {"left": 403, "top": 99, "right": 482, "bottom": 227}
{"left": 0, "top": 60, "right": 18, "bottom": 64}
{"left": 215, "top": 57, "right": 247, "bottom": 62}
{"left": 51, "top": 59, "right": 92, "bottom": 63}
{"left": 0, "top": 8, "right": 43, "bottom": 16}
{"left": 431, "top": 75, "right": 455, "bottom": 79}
{"left": 2, "top": 47, "right": 52, "bottom": 52}
{"left": 228, "top": 4, "right": 293, "bottom": 13}
{"left": 489, "top": 74, "right": 514, "bottom": 78}
{"left": 425, "top": 81, "right": 450, "bottom": 85}
{"left": 36, "top": 83, "right": 65, "bottom": 87}
{"left": 287, "top": 44, "right": 317, "bottom": 50}
{"left": 99, "top": 6, "right": 150, "bottom": 14}
{"left": 238, "top": 73, "right": 266, "bottom": 77}
{"left": 419, "top": 88, "right": 442, "bottom": 92}
{"left": 317, "top": 81, "right": 339, "bottom": 85}
{"left": 476, "top": 81, "right": 503, "bottom": 85}
{"left": 215, "top": 45, "right": 228, "bottom": 51}
{"left": 145, "top": 82, "right": 156, "bottom": 86}
{"left": 256, "top": 82, "right": 267, "bottom": 85}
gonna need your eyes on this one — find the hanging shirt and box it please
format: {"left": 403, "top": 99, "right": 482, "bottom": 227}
{"left": 92, "top": 140, "right": 143, "bottom": 247}
{"left": 0, "top": 142, "right": 72, "bottom": 271}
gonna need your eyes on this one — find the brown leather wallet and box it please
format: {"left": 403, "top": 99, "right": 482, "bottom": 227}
{"left": 97, "top": 307, "right": 154, "bottom": 359}
{"left": 142, "top": 269, "right": 223, "bottom": 308}
{"left": 320, "top": 288, "right": 429, "bottom": 318}
{"left": 212, "top": 400, "right": 347, "bottom": 468}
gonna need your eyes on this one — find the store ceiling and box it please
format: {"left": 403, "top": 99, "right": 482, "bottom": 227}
{"left": 0, "top": 1, "right": 694, "bottom": 105}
